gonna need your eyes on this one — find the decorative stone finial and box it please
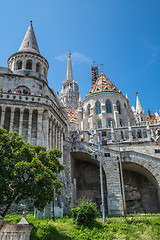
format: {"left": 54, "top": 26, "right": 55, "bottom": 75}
{"left": 67, "top": 50, "right": 71, "bottom": 57}
{"left": 18, "top": 212, "right": 29, "bottom": 225}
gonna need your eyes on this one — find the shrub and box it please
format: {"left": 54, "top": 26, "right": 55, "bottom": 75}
{"left": 71, "top": 198, "right": 98, "bottom": 227}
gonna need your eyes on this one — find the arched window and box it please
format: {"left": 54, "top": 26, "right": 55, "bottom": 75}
{"left": 121, "top": 131, "right": 124, "bottom": 139}
{"left": 36, "top": 62, "right": 40, "bottom": 72}
{"left": 120, "top": 119, "right": 123, "bottom": 127}
{"left": 88, "top": 104, "right": 91, "bottom": 115}
{"left": 137, "top": 129, "right": 142, "bottom": 138}
{"left": 108, "top": 132, "right": 112, "bottom": 140}
{"left": 108, "top": 119, "right": 112, "bottom": 128}
{"left": 98, "top": 120, "right": 102, "bottom": 129}
{"left": 16, "top": 60, "right": 22, "bottom": 70}
{"left": 106, "top": 100, "right": 112, "bottom": 113}
{"left": 44, "top": 67, "right": 47, "bottom": 78}
{"left": 116, "top": 100, "right": 121, "bottom": 114}
{"left": 26, "top": 60, "right": 32, "bottom": 70}
{"left": 96, "top": 101, "right": 101, "bottom": 115}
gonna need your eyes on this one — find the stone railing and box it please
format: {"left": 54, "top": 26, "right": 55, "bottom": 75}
{"left": 0, "top": 92, "right": 68, "bottom": 124}
{"left": 0, "top": 214, "right": 32, "bottom": 240}
{"left": 73, "top": 123, "right": 160, "bottom": 144}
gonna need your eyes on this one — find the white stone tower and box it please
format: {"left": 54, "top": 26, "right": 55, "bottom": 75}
{"left": 8, "top": 21, "right": 49, "bottom": 83}
{"left": 59, "top": 51, "right": 80, "bottom": 109}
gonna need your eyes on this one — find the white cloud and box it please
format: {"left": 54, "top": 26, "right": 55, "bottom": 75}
{"left": 144, "top": 39, "right": 159, "bottom": 57}
{"left": 146, "top": 59, "right": 155, "bottom": 67}
{"left": 55, "top": 51, "right": 92, "bottom": 64}
{"left": 55, "top": 54, "right": 67, "bottom": 62}
{"left": 144, "top": 39, "right": 159, "bottom": 67}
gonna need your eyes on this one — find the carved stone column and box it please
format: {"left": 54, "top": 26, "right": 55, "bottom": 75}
{"left": 0, "top": 105, "right": 5, "bottom": 128}
{"left": 18, "top": 109, "right": 24, "bottom": 136}
{"left": 27, "top": 109, "right": 33, "bottom": 144}
{"left": 37, "top": 109, "right": 43, "bottom": 145}
{"left": 9, "top": 108, "right": 15, "bottom": 132}
{"left": 57, "top": 126, "right": 60, "bottom": 150}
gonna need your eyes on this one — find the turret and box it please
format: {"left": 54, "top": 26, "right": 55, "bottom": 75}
{"left": 8, "top": 21, "right": 49, "bottom": 83}
{"left": 133, "top": 93, "right": 146, "bottom": 124}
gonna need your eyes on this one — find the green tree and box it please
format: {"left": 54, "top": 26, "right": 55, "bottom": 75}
{"left": 0, "top": 127, "right": 64, "bottom": 217}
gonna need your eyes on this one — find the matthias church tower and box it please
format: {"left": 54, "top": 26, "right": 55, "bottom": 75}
{"left": 59, "top": 51, "right": 80, "bottom": 109}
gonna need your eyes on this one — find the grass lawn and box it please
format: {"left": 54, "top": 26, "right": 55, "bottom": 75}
{"left": 4, "top": 214, "right": 160, "bottom": 240}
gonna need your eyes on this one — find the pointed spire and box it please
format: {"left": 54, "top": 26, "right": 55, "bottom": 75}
{"left": 78, "top": 94, "right": 82, "bottom": 107}
{"left": 136, "top": 92, "right": 144, "bottom": 113}
{"left": 19, "top": 21, "right": 40, "bottom": 54}
{"left": 131, "top": 104, "right": 136, "bottom": 112}
{"left": 66, "top": 50, "right": 73, "bottom": 81}
{"left": 126, "top": 93, "right": 128, "bottom": 99}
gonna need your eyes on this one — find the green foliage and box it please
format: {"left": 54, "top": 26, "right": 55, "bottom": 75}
{"left": 4, "top": 214, "right": 160, "bottom": 240}
{"left": 0, "top": 127, "right": 65, "bottom": 217}
{"left": 71, "top": 198, "right": 98, "bottom": 227}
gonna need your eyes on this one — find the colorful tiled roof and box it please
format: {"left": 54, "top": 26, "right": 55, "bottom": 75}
{"left": 66, "top": 108, "right": 78, "bottom": 123}
{"left": 146, "top": 114, "right": 158, "bottom": 124}
{"left": 86, "top": 73, "right": 121, "bottom": 97}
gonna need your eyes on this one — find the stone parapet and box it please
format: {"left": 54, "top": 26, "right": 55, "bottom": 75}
{"left": 0, "top": 215, "right": 32, "bottom": 240}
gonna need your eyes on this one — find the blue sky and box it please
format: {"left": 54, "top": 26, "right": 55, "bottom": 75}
{"left": 0, "top": 0, "right": 160, "bottom": 113}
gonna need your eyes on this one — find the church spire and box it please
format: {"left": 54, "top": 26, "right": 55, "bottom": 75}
{"left": 136, "top": 92, "right": 144, "bottom": 113}
{"left": 19, "top": 21, "right": 40, "bottom": 54}
{"left": 66, "top": 50, "right": 73, "bottom": 81}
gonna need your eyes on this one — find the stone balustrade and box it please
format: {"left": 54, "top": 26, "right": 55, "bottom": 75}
{"left": 73, "top": 123, "right": 160, "bottom": 144}
{"left": 0, "top": 92, "right": 67, "bottom": 123}
{"left": 0, "top": 215, "right": 32, "bottom": 240}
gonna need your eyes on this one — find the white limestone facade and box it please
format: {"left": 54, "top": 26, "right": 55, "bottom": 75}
{"left": 0, "top": 21, "right": 69, "bottom": 154}
{"left": 0, "top": 21, "right": 160, "bottom": 217}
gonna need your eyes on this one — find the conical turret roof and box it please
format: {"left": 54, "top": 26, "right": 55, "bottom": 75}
{"left": 19, "top": 21, "right": 40, "bottom": 54}
{"left": 66, "top": 50, "right": 73, "bottom": 81}
{"left": 136, "top": 93, "right": 144, "bottom": 113}
{"left": 86, "top": 73, "right": 121, "bottom": 97}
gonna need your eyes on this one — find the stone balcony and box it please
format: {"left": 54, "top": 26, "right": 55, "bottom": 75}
{"left": 0, "top": 92, "right": 68, "bottom": 124}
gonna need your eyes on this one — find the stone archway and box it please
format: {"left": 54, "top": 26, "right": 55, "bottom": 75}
{"left": 71, "top": 152, "right": 108, "bottom": 212}
{"left": 123, "top": 162, "right": 160, "bottom": 213}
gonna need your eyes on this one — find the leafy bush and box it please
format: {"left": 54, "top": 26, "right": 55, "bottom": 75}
{"left": 71, "top": 198, "right": 98, "bottom": 227}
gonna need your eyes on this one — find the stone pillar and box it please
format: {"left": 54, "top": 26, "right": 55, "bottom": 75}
{"left": 103, "top": 156, "right": 124, "bottom": 215}
{"left": 128, "top": 126, "right": 133, "bottom": 141}
{"left": 54, "top": 124, "right": 57, "bottom": 148}
{"left": 32, "top": 60, "right": 36, "bottom": 72}
{"left": 57, "top": 127, "right": 60, "bottom": 150}
{"left": 19, "top": 109, "right": 24, "bottom": 136}
{"left": 113, "top": 104, "right": 120, "bottom": 128}
{"left": 111, "top": 128, "right": 115, "bottom": 141}
{"left": 22, "top": 56, "right": 25, "bottom": 70}
{"left": 49, "top": 120, "right": 52, "bottom": 150}
{"left": 101, "top": 102, "right": 106, "bottom": 128}
{"left": 48, "top": 119, "right": 50, "bottom": 150}
{"left": 46, "top": 118, "right": 49, "bottom": 150}
{"left": 27, "top": 109, "right": 32, "bottom": 144}
{"left": 9, "top": 108, "right": 15, "bottom": 132}
{"left": 37, "top": 109, "right": 43, "bottom": 145}
{"left": 50, "top": 121, "right": 53, "bottom": 149}
{"left": 52, "top": 121, "right": 55, "bottom": 148}
{"left": 147, "top": 125, "right": 151, "bottom": 140}
{"left": 0, "top": 105, "right": 5, "bottom": 128}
